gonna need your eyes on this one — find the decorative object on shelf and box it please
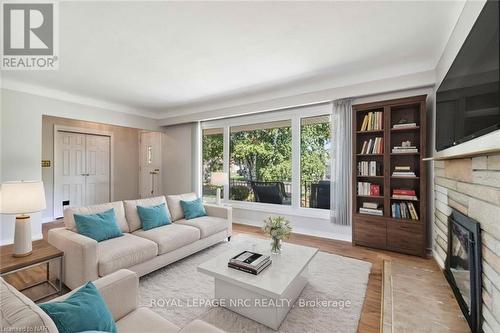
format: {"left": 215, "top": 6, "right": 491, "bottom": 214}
{"left": 393, "top": 119, "right": 417, "bottom": 129}
{"left": 392, "top": 140, "right": 418, "bottom": 153}
{"left": 262, "top": 216, "right": 292, "bottom": 254}
{"left": 210, "top": 172, "right": 228, "bottom": 205}
{"left": 0, "top": 181, "right": 46, "bottom": 257}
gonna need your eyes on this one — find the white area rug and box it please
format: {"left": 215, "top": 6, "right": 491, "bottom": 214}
{"left": 138, "top": 235, "right": 371, "bottom": 333}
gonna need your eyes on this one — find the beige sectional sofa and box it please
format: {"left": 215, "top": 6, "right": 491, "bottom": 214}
{"left": 0, "top": 269, "right": 224, "bottom": 333}
{"left": 48, "top": 193, "right": 232, "bottom": 289}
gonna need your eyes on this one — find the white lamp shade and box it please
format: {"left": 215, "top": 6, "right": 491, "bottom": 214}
{"left": 211, "top": 172, "right": 228, "bottom": 186}
{"left": 0, "top": 181, "right": 46, "bottom": 214}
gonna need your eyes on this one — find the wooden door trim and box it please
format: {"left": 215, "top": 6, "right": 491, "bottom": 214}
{"left": 53, "top": 125, "right": 114, "bottom": 219}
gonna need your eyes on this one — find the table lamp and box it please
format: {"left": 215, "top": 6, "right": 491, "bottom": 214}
{"left": 210, "top": 172, "right": 228, "bottom": 206}
{"left": 0, "top": 181, "right": 46, "bottom": 257}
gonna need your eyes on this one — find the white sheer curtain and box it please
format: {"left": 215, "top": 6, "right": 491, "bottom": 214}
{"left": 330, "top": 99, "right": 353, "bottom": 225}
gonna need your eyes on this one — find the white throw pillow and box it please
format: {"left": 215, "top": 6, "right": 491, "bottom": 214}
{"left": 166, "top": 192, "right": 197, "bottom": 221}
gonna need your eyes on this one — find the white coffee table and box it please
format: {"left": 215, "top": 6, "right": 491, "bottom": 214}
{"left": 197, "top": 239, "right": 318, "bottom": 330}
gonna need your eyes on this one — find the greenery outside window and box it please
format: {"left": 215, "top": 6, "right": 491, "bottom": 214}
{"left": 300, "top": 115, "right": 331, "bottom": 210}
{"left": 202, "top": 128, "right": 223, "bottom": 202}
{"left": 229, "top": 120, "right": 292, "bottom": 205}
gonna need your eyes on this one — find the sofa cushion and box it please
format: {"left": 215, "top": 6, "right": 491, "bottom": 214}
{"left": 137, "top": 203, "right": 171, "bottom": 231}
{"left": 0, "top": 278, "right": 58, "bottom": 333}
{"left": 132, "top": 223, "right": 200, "bottom": 255}
{"left": 175, "top": 216, "right": 228, "bottom": 239}
{"left": 39, "top": 282, "right": 117, "bottom": 333}
{"left": 116, "top": 307, "right": 179, "bottom": 333}
{"left": 98, "top": 233, "right": 158, "bottom": 276}
{"left": 180, "top": 198, "right": 207, "bottom": 220}
{"left": 65, "top": 201, "right": 129, "bottom": 233}
{"left": 166, "top": 192, "right": 197, "bottom": 221}
{"left": 123, "top": 196, "right": 171, "bottom": 232}
{"left": 74, "top": 209, "right": 123, "bottom": 242}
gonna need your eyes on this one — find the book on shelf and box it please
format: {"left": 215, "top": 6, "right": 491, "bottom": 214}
{"left": 393, "top": 119, "right": 417, "bottom": 129}
{"left": 357, "top": 182, "right": 381, "bottom": 196}
{"left": 360, "top": 207, "right": 383, "bottom": 216}
{"left": 392, "top": 188, "right": 418, "bottom": 201}
{"left": 360, "top": 111, "right": 383, "bottom": 131}
{"left": 360, "top": 137, "right": 383, "bottom": 154}
{"left": 392, "top": 166, "right": 416, "bottom": 177}
{"left": 393, "top": 123, "right": 417, "bottom": 129}
{"left": 229, "top": 251, "right": 272, "bottom": 275}
{"left": 362, "top": 202, "right": 379, "bottom": 209}
{"left": 357, "top": 161, "right": 381, "bottom": 176}
{"left": 392, "top": 146, "right": 418, "bottom": 153}
{"left": 370, "top": 184, "right": 380, "bottom": 196}
{"left": 392, "top": 172, "right": 416, "bottom": 177}
{"left": 391, "top": 202, "right": 419, "bottom": 220}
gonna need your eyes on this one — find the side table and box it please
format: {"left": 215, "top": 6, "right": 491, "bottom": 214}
{"left": 0, "top": 239, "right": 63, "bottom": 302}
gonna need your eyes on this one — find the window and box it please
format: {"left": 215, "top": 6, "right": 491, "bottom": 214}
{"left": 300, "top": 115, "right": 331, "bottom": 209}
{"left": 201, "top": 104, "right": 333, "bottom": 212}
{"left": 229, "top": 120, "right": 292, "bottom": 205}
{"left": 202, "top": 128, "right": 223, "bottom": 202}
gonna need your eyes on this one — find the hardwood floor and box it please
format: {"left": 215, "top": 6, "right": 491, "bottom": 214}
{"left": 3, "top": 221, "right": 457, "bottom": 333}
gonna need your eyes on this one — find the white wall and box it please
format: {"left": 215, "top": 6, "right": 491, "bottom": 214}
{"left": 0, "top": 89, "right": 161, "bottom": 245}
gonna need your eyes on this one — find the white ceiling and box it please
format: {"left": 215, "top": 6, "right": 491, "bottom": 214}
{"left": 2, "top": 1, "right": 465, "bottom": 118}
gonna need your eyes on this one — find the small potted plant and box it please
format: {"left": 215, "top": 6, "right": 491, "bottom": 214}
{"left": 263, "top": 216, "right": 292, "bottom": 254}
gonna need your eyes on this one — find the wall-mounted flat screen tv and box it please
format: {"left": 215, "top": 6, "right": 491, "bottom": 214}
{"left": 436, "top": 1, "right": 499, "bottom": 151}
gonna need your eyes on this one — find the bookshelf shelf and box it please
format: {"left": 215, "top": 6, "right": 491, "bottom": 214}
{"left": 352, "top": 95, "right": 427, "bottom": 257}
{"left": 357, "top": 195, "right": 384, "bottom": 199}
{"left": 390, "top": 152, "right": 420, "bottom": 156}
{"left": 357, "top": 175, "right": 384, "bottom": 179}
{"left": 391, "top": 197, "right": 419, "bottom": 202}
{"left": 390, "top": 126, "right": 420, "bottom": 132}
{"left": 391, "top": 176, "right": 420, "bottom": 180}
{"left": 357, "top": 130, "right": 384, "bottom": 134}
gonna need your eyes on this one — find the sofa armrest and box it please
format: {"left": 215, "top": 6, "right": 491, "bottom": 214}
{"left": 48, "top": 227, "right": 98, "bottom": 290}
{"left": 204, "top": 204, "right": 232, "bottom": 236}
{"left": 46, "top": 269, "right": 138, "bottom": 322}
{"left": 92, "top": 269, "right": 138, "bottom": 321}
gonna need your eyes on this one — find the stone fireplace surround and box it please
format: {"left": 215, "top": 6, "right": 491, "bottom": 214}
{"left": 433, "top": 152, "right": 500, "bottom": 333}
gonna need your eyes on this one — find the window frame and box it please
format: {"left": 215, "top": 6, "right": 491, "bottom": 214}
{"left": 200, "top": 103, "right": 332, "bottom": 218}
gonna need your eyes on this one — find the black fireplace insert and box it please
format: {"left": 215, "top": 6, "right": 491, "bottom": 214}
{"left": 444, "top": 209, "right": 482, "bottom": 333}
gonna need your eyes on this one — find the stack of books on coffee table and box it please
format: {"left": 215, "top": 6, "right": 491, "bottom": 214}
{"left": 228, "top": 251, "right": 272, "bottom": 275}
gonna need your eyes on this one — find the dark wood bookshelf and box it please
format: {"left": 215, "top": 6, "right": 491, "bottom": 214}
{"left": 352, "top": 95, "right": 427, "bottom": 257}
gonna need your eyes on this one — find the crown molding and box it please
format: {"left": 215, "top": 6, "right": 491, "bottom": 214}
{"left": 1, "top": 79, "right": 163, "bottom": 120}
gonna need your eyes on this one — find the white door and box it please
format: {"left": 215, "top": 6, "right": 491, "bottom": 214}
{"left": 85, "top": 135, "right": 110, "bottom": 206}
{"left": 54, "top": 131, "right": 111, "bottom": 218}
{"left": 139, "top": 131, "right": 162, "bottom": 198}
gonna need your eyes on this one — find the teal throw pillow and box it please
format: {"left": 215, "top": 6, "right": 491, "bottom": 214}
{"left": 180, "top": 198, "right": 206, "bottom": 220}
{"left": 137, "top": 203, "right": 171, "bottom": 231}
{"left": 40, "top": 282, "right": 117, "bottom": 333}
{"left": 74, "top": 209, "right": 123, "bottom": 242}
